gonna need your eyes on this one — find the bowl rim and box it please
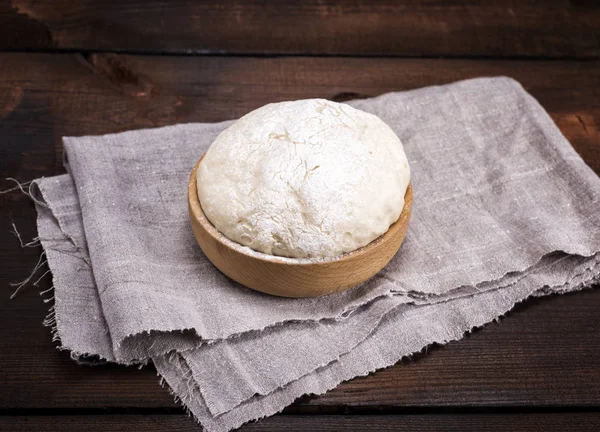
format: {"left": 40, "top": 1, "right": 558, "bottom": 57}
{"left": 188, "top": 155, "right": 412, "bottom": 266}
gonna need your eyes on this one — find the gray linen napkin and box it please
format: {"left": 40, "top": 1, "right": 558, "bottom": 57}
{"left": 33, "top": 77, "right": 600, "bottom": 431}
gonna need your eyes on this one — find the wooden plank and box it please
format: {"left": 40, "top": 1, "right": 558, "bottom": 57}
{"left": 2, "top": 413, "right": 600, "bottom": 431}
{"left": 0, "top": 53, "right": 599, "bottom": 411}
{"left": 1, "top": 53, "right": 597, "bottom": 173}
{"left": 0, "top": 1, "right": 598, "bottom": 58}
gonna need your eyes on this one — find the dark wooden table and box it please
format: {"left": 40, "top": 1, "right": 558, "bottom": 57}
{"left": 1, "top": 1, "right": 599, "bottom": 431}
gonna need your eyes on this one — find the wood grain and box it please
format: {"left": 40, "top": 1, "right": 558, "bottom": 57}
{"left": 1, "top": 53, "right": 598, "bottom": 175}
{"left": 2, "top": 413, "right": 600, "bottom": 432}
{"left": 190, "top": 156, "right": 412, "bottom": 298}
{"left": 0, "top": 1, "right": 598, "bottom": 58}
{"left": 1, "top": 53, "right": 599, "bottom": 412}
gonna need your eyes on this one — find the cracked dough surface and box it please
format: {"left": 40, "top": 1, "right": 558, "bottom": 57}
{"left": 197, "top": 99, "right": 410, "bottom": 258}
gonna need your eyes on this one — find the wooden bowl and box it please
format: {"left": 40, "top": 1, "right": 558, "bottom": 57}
{"left": 188, "top": 156, "right": 412, "bottom": 298}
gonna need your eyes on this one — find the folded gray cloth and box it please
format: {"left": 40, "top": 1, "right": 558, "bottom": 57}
{"left": 33, "top": 77, "right": 600, "bottom": 432}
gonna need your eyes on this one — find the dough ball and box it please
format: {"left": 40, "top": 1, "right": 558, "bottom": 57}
{"left": 197, "top": 99, "right": 410, "bottom": 258}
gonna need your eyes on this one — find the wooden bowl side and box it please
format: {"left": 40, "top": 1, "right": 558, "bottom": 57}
{"left": 188, "top": 157, "right": 412, "bottom": 298}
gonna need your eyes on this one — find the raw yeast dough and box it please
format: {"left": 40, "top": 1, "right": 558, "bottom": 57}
{"left": 197, "top": 99, "right": 410, "bottom": 258}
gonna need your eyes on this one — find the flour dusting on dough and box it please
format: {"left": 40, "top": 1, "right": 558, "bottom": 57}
{"left": 197, "top": 99, "right": 410, "bottom": 258}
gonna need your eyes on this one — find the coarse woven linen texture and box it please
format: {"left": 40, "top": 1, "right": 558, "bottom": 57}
{"left": 33, "top": 77, "right": 600, "bottom": 431}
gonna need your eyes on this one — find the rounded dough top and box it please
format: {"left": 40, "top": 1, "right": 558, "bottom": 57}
{"left": 197, "top": 99, "right": 410, "bottom": 259}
